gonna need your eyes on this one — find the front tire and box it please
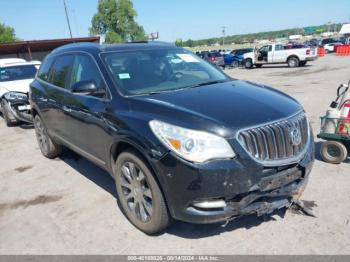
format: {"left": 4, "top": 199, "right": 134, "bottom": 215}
{"left": 114, "top": 150, "right": 172, "bottom": 234}
{"left": 320, "top": 141, "right": 348, "bottom": 164}
{"left": 33, "top": 115, "right": 62, "bottom": 158}
{"left": 287, "top": 57, "right": 299, "bottom": 67}
{"left": 1, "top": 99, "right": 18, "bottom": 127}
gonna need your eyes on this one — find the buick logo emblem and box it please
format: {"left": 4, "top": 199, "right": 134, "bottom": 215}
{"left": 289, "top": 126, "right": 302, "bottom": 146}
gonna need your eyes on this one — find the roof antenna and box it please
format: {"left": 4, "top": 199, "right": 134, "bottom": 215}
{"left": 63, "top": 0, "right": 73, "bottom": 38}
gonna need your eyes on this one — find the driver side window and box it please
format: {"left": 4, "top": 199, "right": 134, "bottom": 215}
{"left": 70, "top": 54, "right": 106, "bottom": 92}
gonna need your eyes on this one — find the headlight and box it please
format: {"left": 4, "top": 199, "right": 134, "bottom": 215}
{"left": 149, "top": 120, "right": 235, "bottom": 163}
{"left": 4, "top": 92, "right": 28, "bottom": 101}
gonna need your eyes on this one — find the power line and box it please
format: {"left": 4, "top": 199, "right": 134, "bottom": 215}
{"left": 63, "top": 0, "right": 73, "bottom": 38}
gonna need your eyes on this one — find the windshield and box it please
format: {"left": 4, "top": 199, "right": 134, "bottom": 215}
{"left": 0, "top": 65, "right": 39, "bottom": 82}
{"left": 103, "top": 48, "right": 228, "bottom": 95}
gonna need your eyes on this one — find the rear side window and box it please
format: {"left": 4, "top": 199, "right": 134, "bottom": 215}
{"left": 50, "top": 55, "right": 73, "bottom": 88}
{"left": 275, "top": 44, "right": 284, "bottom": 51}
{"left": 37, "top": 56, "right": 54, "bottom": 81}
{"left": 70, "top": 55, "right": 105, "bottom": 91}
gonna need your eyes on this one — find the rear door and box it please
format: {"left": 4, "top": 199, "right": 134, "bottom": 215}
{"left": 37, "top": 55, "right": 74, "bottom": 140}
{"left": 62, "top": 53, "right": 111, "bottom": 165}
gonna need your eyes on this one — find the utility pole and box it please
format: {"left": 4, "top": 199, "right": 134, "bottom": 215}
{"left": 222, "top": 26, "right": 226, "bottom": 46}
{"left": 63, "top": 0, "right": 73, "bottom": 38}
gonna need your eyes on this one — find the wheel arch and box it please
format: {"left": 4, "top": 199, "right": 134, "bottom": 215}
{"left": 109, "top": 138, "right": 173, "bottom": 216}
{"left": 286, "top": 55, "right": 300, "bottom": 62}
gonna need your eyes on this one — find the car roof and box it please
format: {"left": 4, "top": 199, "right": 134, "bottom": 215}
{"left": 0, "top": 58, "right": 41, "bottom": 67}
{"left": 50, "top": 41, "right": 178, "bottom": 56}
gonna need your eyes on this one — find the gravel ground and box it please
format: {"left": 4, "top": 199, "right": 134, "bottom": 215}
{"left": 0, "top": 55, "right": 349, "bottom": 255}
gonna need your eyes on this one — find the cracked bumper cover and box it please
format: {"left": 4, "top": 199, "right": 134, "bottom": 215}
{"left": 151, "top": 135, "right": 314, "bottom": 224}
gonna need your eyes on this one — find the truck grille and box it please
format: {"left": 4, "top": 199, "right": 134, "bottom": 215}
{"left": 238, "top": 112, "right": 309, "bottom": 163}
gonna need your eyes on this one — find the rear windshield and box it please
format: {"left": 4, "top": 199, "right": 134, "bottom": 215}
{"left": 103, "top": 48, "right": 228, "bottom": 96}
{"left": 0, "top": 65, "right": 39, "bottom": 82}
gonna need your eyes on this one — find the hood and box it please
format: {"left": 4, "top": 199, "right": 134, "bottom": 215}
{"left": 0, "top": 79, "right": 33, "bottom": 97}
{"left": 129, "top": 80, "right": 302, "bottom": 137}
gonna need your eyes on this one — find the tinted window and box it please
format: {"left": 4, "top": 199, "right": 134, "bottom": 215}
{"left": 103, "top": 48, "right": 227, "bottom": 95}
{"left": 0, "top": 65, "right": 39, "bottom": 82}
{"left": 70, "top": 55, "right": 105, "bottom": 91}
{"left": 50, "top": 55, "right": 73, "bottom": 88}
{"left": 37, "top": 56, "right": 54, "bottom": 81}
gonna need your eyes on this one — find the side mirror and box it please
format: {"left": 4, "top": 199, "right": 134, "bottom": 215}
{"left": 72, "top": 80, "right": 107, "bottom": 99}
{"left": 71, "top": 80, "right": 98, "bottom": 95}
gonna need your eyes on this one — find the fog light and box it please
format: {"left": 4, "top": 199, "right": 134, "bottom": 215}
{"left": 193, "top": 200, "right": 226, "bottom": 209}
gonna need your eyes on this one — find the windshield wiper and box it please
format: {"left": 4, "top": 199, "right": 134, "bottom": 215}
{"left": 138, "top": 80, "right": 228, "bottom": 96}
{"left": 189, "top": 80, "right": 227, "bottom": 89}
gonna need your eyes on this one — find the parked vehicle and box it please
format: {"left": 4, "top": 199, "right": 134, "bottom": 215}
{"left": 224, "top": 48, "right": 253, "bottom": 67}
{"left": 304, "top": 39, "right": 319, "bottom": 47}
{"left": 0, "top": 58, "right": 41, "bottom": 126}
{"left": 319, "top": 38, "right": 336, "bottom": 46}
{"left": 285, "top": 43, "right": 306, "bottom": 49}
{"left": 324, "top": 42, "right": 343, "bottom": 53}
{"left": 30, "top": 42, "right": 314, "bottom": 234}
{"left": 243, "top": 43, "right": 317, "bottom": 69}
{"left": 199, "top": 51, "right": 225, "bottom": 68}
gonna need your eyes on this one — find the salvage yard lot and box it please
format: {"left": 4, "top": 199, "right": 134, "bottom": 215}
{"left": 1, "top": 55, "right": 350, "bottom": 254}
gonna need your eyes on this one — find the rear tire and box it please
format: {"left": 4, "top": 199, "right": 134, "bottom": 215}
{"left": 320, "top": 141, "right": 348, "bottom": 164}
{"left": 287, "top": 57, "right": 299, "bottom": 67}
{"left": 255, "top": 64, "right": 263, "bottom": 68}
{"left": 244, "top": 59, "right": 253, "bottom": 69}
{"left": 33, "top": 115, "right": 62, "bottom": 158}
{"left": 1, "top": 99, "right": 18, "bottom": 127}
{"left": 114, "top": 150, "right": 172, "bottom": 234}
{"left": 299, "top": 61, "right": 307, "bottom": 66}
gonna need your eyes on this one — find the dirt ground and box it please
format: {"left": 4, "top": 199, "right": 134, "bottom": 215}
{"left": 0, "top": 55, "right": 349, "bottom": 255}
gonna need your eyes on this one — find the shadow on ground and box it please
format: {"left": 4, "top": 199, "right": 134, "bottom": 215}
{"left": 57, "top": 148, "right": 302, "bottom": 238}
{"left": 59, "top": 149, "right": 117, "bottom": 198}
{"left": 165, "top": 209, "right": 287, "bottom": 239}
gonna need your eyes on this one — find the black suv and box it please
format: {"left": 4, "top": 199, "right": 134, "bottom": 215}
{"left": 30, "top": 42, "right": 314, "bottom": 234}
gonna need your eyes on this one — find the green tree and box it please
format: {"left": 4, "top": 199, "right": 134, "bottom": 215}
{"left": 90, "top": 0, "right": 147, "bottom": 43}
{"left": 175, "top": 38, "right": 183, "bottom": 47}
{"left": 0, "top": 23, "right": 16, "bottom": 43}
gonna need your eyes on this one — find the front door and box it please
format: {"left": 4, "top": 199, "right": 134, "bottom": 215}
{"left": 63, "top": 54, "right": 112, "bottom": 165}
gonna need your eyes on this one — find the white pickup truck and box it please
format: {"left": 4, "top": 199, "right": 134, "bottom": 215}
{"left": 243, "top": 43, "right": 317, "bottom": 69}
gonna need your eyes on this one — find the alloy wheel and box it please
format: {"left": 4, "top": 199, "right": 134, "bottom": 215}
{"left": 34, "top": 117, "right": 49, "bottom": 154}
{"left": 120, "top": 161, "right": 153, "bottom": 222}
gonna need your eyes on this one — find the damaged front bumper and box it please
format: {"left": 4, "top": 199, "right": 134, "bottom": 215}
{"left": 152, "top": 135, "right": 314, "bottom": 224}
{"left": 1, "top": 92, "right": 33, "bottom": 124}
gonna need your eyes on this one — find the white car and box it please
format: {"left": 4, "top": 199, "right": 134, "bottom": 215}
{"left": 324, "top": 42, "right": 343, "bottom": 53}
{"left": 0, "top": 58, "right": 41, "bottom": 126}
{"left": 243, "top": 43, "right": 317, "bottom": 68}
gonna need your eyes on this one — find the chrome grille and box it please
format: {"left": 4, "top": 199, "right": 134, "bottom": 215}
{"left": 238, "top": 113, "right": 309, "bottom": 163}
